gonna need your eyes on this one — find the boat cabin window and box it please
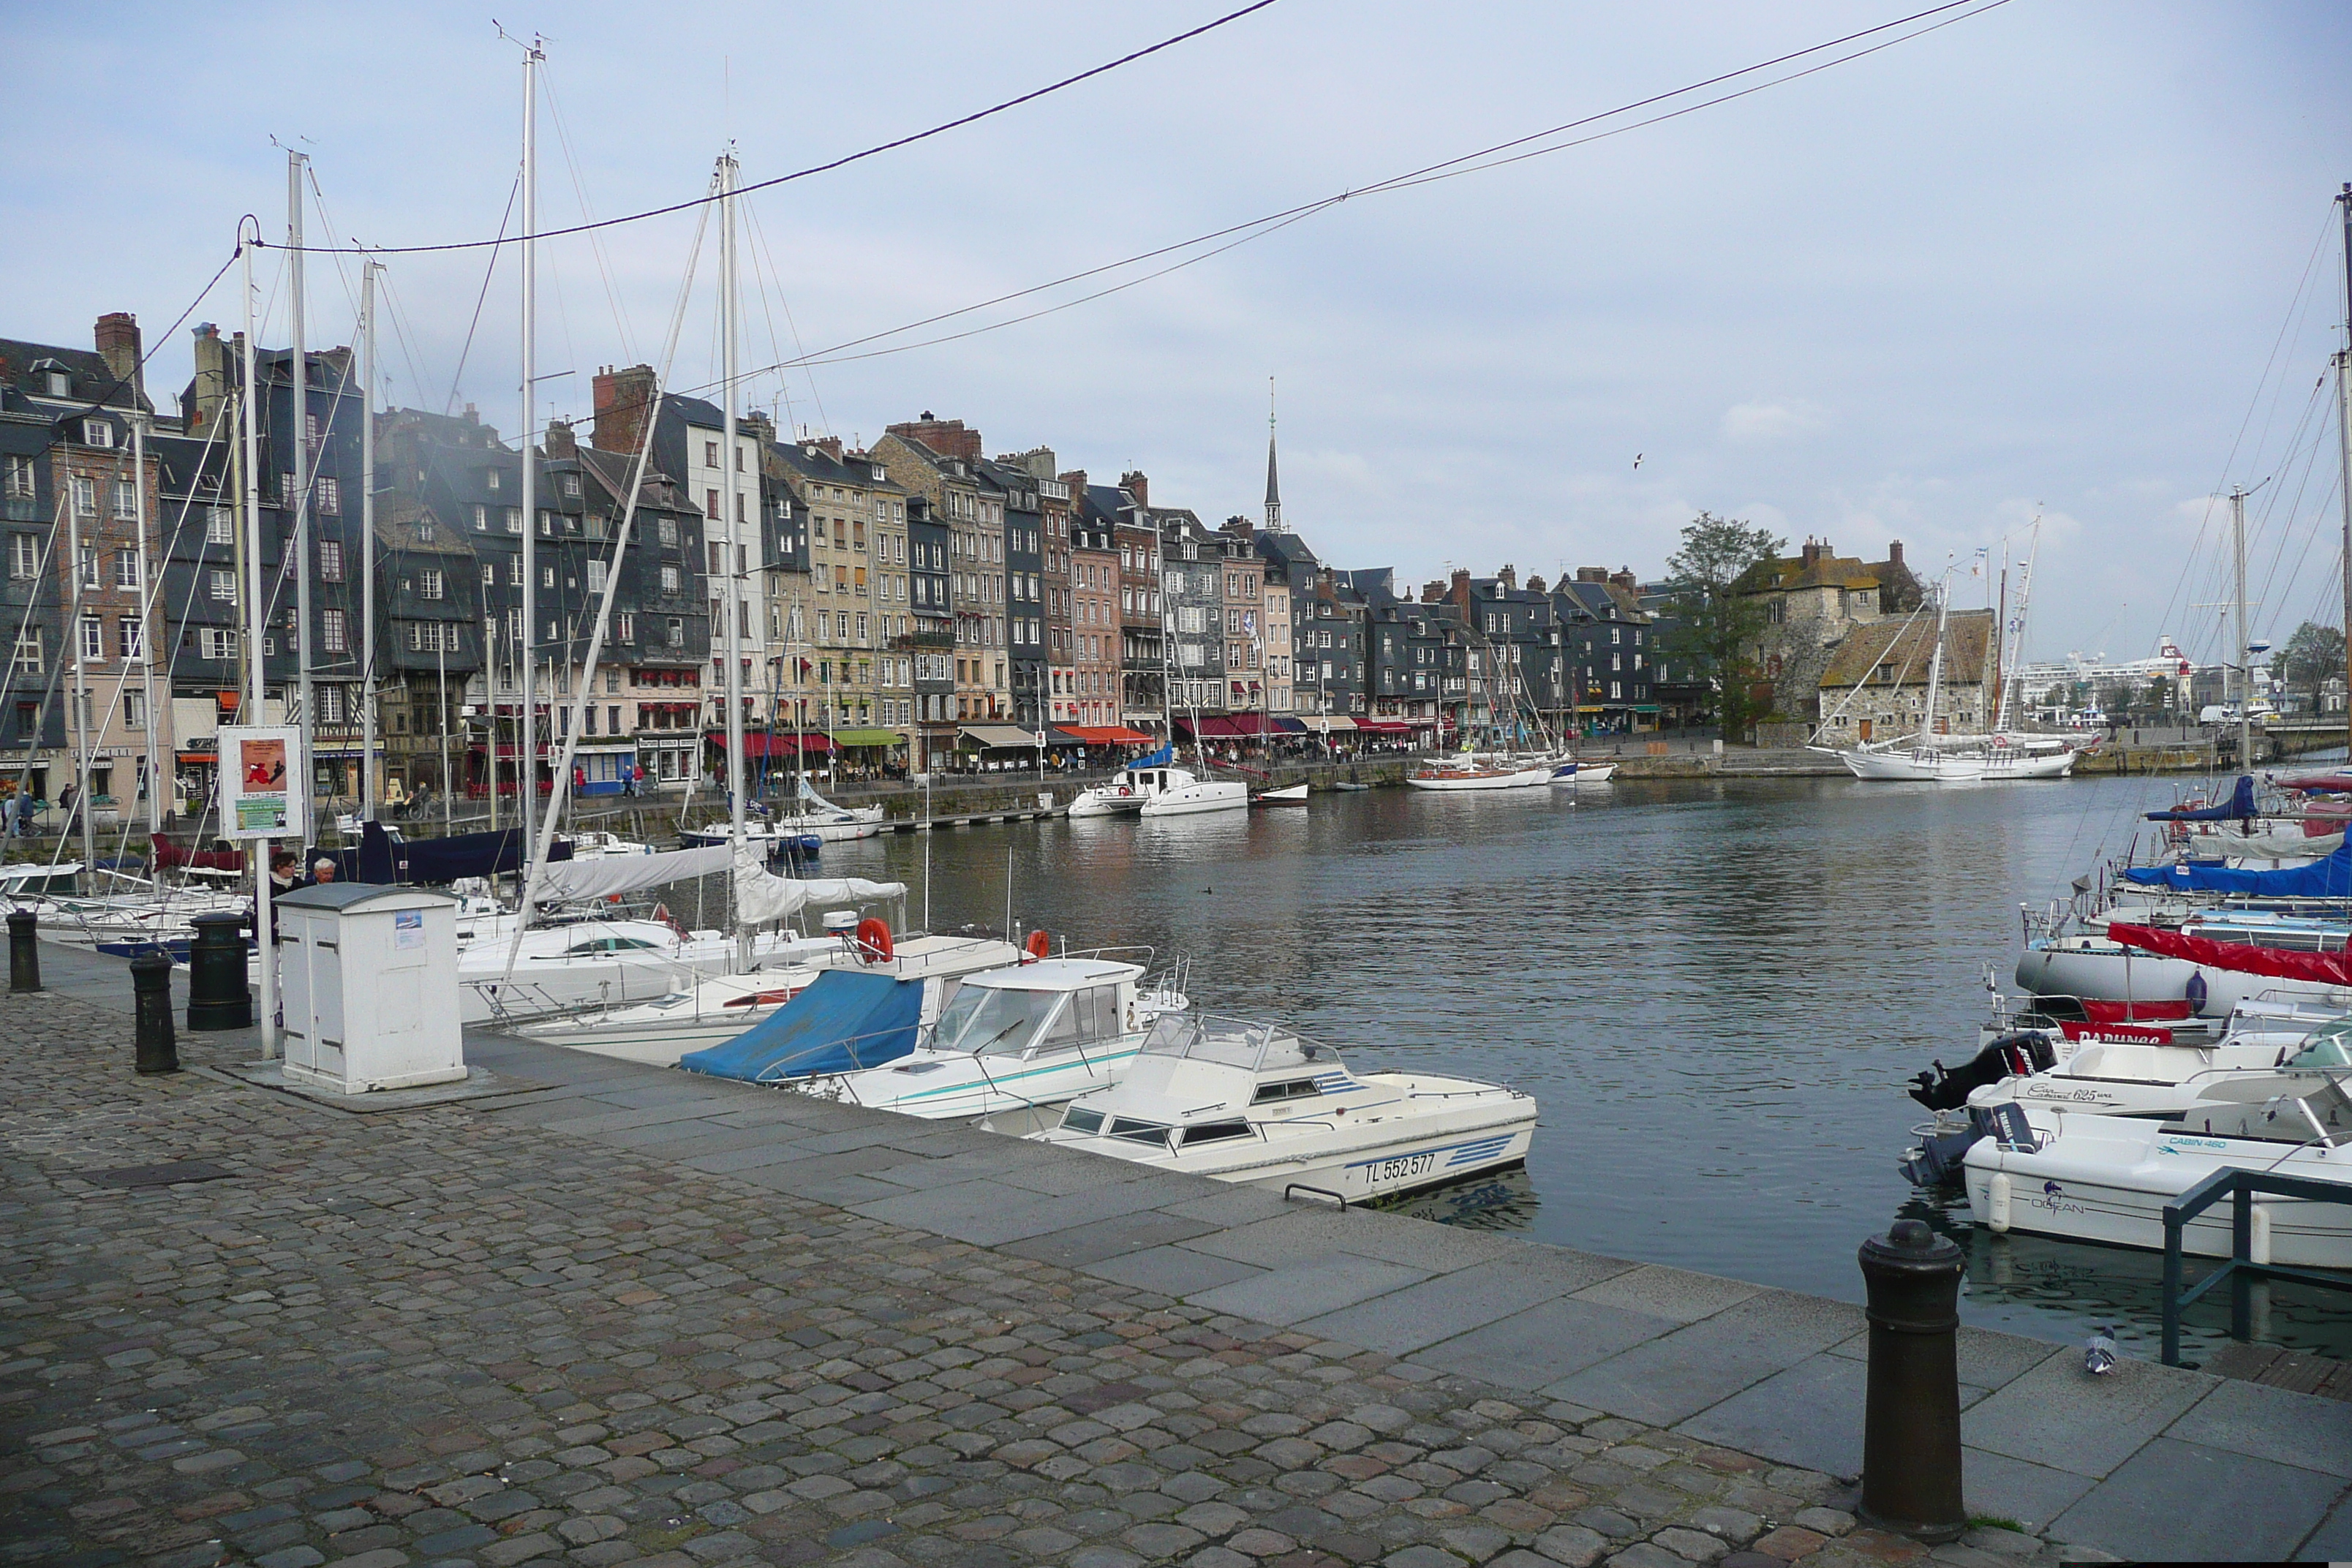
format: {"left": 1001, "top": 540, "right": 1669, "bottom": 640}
{"left": 932, "top": 984, "right": 1053, "bottom": 1056}
{"left": 558, "top": 935, "right": 662, "bottom": 956}
{"left": 2288, "top": 1021, "right": 2352, "bottom": 1069}
{"left": 1060, "top": 1106, "right": 1105, "bottom": 1134}
{"left": 1036, "top": 984, "right": 1123, "bottom": 1051}
{"left": 1107, "top": 1116, "right": 1170, "bottom": 1148}
{"left": 1180, "top": 1120, "right": 1253, "bottom": 1145}
{"left": 1254, "top": 1078, "right": 1321, "bottom": 1104}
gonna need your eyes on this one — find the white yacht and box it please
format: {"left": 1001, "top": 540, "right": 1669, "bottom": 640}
{"left": 1008, "top": 1011, "right": 1537, "bottom": 1202}
{"left": 1546, "top": 761, "right": 1616, "bottom": 787}
{"left": 1407, "top": 756, "right": 1551, "bottom": 791}
{"left": 769, "top": 957, "right": 1189, "bottom": 1116}
{"left": 505, "top": 930, "right": 1025, "bottom": 1064}
{"left": 458, "top": 919, "right": 859, "bottom": 1024}
{"left": 1961, "top": 1069, "right": 2352, "bottom": 1267}
{"left": 1134, "top": 765, "right": 1249, "bottom": 817}
{"left": 683, "top": 779, "right": 884, "bottom": 845}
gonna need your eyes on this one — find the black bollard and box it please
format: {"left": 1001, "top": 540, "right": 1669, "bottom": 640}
{"left": 131, "top": 951, "right": 179, "bottom": 1075}
{"left": 1858, "top": 1218, "right": 1967, "bottom": 1542}
{"left": 8, "top": 908, "right": 38, "bottom": 993}
{"left": 185, "top": 911, "right": 252, "bottom": 1030}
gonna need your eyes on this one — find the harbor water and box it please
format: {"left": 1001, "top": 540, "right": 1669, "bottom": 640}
{"left": 782, "top": 770, "right": 2352, "bottom": 1364}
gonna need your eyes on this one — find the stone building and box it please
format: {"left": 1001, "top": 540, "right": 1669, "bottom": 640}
{"left": 873, "top": 417, "right": 1006, "bottom": 725}
{"left": 1813, "top": 606, "right": 1997, "bottom": 746}
{"left": 1744, "top": 538, "right": 1920, "bottom": 724}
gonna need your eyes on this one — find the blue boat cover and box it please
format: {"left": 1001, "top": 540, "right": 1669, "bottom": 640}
{"left": 1129, "top": 744, "right": 1175, "bottom": 770}
{"left": 677, "top": 969, "right": 923, "bottom": 1082}
{"left": 2122, "top": 837, "right": 2352, "bottom": 895}
{"left": 2145, "top": 775, "right": 2256, "bottom": 822}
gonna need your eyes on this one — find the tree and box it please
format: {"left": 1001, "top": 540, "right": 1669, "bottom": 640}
{"left": 2280, "top": 621, "right": 2345, "bottom": 707}
{"left": 1661, "top": 513, "right": 1787, "bottom": 739}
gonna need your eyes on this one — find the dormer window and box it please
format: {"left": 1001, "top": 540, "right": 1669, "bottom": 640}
{"left": 44, "top": 369, "right": 69, "bottom": 397}
{"left": 83, "top": 419, "right": 112, "bottom": 448}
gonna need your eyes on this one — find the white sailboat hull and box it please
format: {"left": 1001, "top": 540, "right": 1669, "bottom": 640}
{"left": 2015, "top": 935, "right": 2352, "bottom": 1014}
{"left": 1547, "top": 763, "right": 1616, "bottom": 786}
{"left": 1833, "top": 747, "right": 1986, "bottom": 781}
{"left": 1140, "top": 780, "right": 1250, "bottom": 816}
{"left": 1407, "top": 766, "right": 1551, "bottom": 791}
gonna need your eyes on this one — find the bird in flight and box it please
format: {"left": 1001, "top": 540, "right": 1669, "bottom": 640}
{"left": 1632, "top": 453, "right": 1643, "bottom": 469}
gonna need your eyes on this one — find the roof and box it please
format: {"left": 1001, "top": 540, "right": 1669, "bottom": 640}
{"left": 0, "top": 338, "right": 148, "bottom": 412}
{"left": 276, "top": 883, "right": 456, "bottom": 911}
{"left": 963, "top": 957, "right": 1142, "bottom": 991}
{"left": 1819, "top": 608, "right": 1997, "bottom": 689}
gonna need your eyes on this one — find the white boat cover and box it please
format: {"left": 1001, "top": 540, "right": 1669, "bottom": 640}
{"left": 2199, "top": 829, "right": 2348, "bottom": 861}
{"left": 731, "top": 843, "right": 904, "bottom": 925}
{"left": 534, "top": 844, "right": 731, "bottom": 902}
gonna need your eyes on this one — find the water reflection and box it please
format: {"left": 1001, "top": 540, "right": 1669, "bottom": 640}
{"left": 1379, "top": 1168, "right": 1541, "bottom": 1232}
{"left": 813, "top": 773, "right": 2338, "bottom": 1354}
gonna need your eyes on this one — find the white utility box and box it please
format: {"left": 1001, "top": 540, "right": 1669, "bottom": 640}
{"left": 276, "top": 883, "right": 465, "bottom": 1093}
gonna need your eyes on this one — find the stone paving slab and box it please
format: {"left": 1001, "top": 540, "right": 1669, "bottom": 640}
{"left": 7, "top": 962, "right": 2351, "bottom": 1564}
{"left": 2047, "top": 1436, "right": 2341, "bottom": 1560}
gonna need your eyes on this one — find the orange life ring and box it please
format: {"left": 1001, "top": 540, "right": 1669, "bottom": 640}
{"left": 1025, "top": 930, "right": 1052, "bottom": 961}
{"left": 855, "top": 918, "right": 894, "bottom": 964}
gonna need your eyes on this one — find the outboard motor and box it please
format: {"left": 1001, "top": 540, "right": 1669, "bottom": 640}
{"left": 1901, "top": 1102, "right": 2040, "bottom": 1186}
{"left": 1907, "top": 1031, "right": 2058, "bottom": 1112}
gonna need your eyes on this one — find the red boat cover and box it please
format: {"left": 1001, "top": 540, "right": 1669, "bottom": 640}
{"left": 151, "top": 834, "right": 245, "bottom": 872}
{"left": 2284, "top": 775, "right": 2352, "bottom": 794}
{"left": 2081, "top": 998, "right": 2193, "bottom": 1023}
{"left": 2106, "top": 922, "right": 2352, "bottom": 987}
{"left": 2058, "top": 1020, "right": 2175, "bottom": 1044}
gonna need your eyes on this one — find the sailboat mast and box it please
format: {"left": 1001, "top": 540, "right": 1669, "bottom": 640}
{"left": 241, "top": 225, "right": 278, "bottom": 1060}
{"left": 1921, "top": 576, "right": 1950, "bottom": 745}
{"left": 288, "top": 152, "right": 314, "bottom": 829}
{"left": 132, "top": 408, "right": 160, "bottom": 834}
{"left": 517, "top": 34, "right": 542, "bottom": 879}
{"left": 64, "top": 463, "right": 92, "bottom": 871}
{"left": 2233, "top": 484, "right": 2251, "bottom": 770}
{"left": 720, "top": 148, "right": 750, "bottom": 968}
{"left": 360, "top": 257, "right": 379, "bottom": 820}
{"left": 2335, "top": 182, "right": 2352, "bottom": 760}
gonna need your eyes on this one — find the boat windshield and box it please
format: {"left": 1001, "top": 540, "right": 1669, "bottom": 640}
{"left": 932, "top": 984, "right": 1060, "bottom": 1056}
{"left": 1141, "top": 1011, "right": 1331, "bottom": 1072}
{"left": 2288, "top": 1019, "right": 2352, "bottom": 1070}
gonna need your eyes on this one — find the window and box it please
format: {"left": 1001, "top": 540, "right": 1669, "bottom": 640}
{"left": 587, "top": 559, "right": 606, "bottom": 593}
{"left": 118, "top": 616, "right": 142, "bottom": 660}
{"left": 562, "top": 474, "right": 580, "bottom": 498}
{"left": 200, "top": 627, "right": 236, "bottom": 660}
{"left": 660, "top": 565, "right": 679, "bottom": 595}
{"left": 657, "top": 518, "right": 678, "bottom": 546}
{"left": 418, "top": 518, "right": 434, "bottom": 542}
{"left": 123, "top": 690, "right": 144, "bottom": 731}
{"left": 616, "top": 611, "right": 635, "bottom": 643}
{"left": 316, "top": 475, "right": 340, "bottom": 515}
{"left": 79, "top": 616, "right": 103, "bottom": 660}
{"left": 474, "top": 504, "right": 489, "bottom": 532}
{"left": 112, "top": 479, "right": 137, "bottom": 519}
{"left": 204, "top": 505, "right": 233, "bottom": 544}
{"left": 704, "top": 440, "right": 719, "bottom": 468}
{"left": 8, "top": 534, "right": 37, "bottom": 580}
{"left": 3, "top": 456, "right": 32, "bottom": 497}
{"left": 304, "top": 412, "right": 322, "bottom": 448}
{"left": 706, "top": 489, "right": 720, "bottom": 521}
{"left": 665, "top": 617, "right": 683, "bottom": 647}
{"left": 480, "top": 563, "right": 495, "bottom": 587}
{"left": 83, "top": 419, "right": 112, "bottom": 448}
{"left": 15, "top": 627, "right": 42, "bottom": 674}
{"left": 420, "top": 568, "right": 445, "bottom": 600}
{"left": 486, "top": 467, "right": 501, "bottom": 491}
{"left": 318, "top": 538, "right": 344, "bottom": 581}
{"left": 507, "top": 557, "right": 522, "bottom": 586}
{"left": 505, "top": 508, "right": 521, "bottom": 534}
{"left": 541, "top": 565, "right": 554, "bottom": 589}
{"left": 70, "top": 475, "right": 95, "bottom": 514}
{"left": 77, "top": 544, "right": 98, "bottom": 587}
{"left": 209, "top": 568, "right": 237, "bottom": 602}
{"left": 322, "top": 608, "right": 348, "bottom": 654}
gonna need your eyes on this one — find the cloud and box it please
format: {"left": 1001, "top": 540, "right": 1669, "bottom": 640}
{"left": 1719, "top": 399, "right": 1831, "bottom": 445}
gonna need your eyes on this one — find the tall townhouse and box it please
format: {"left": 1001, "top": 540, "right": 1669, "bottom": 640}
{"left": 370, "top": 494, "right": 483, "bottom": 802}
{"left": 769, "top": 434, "right": 908, "bottom": 764}
{"left": 1215, "top": 519, "right": 1265, "bottom": 723}
{"left": 1158, "top": 507, "right": 1228, "bottom": 719}
{"left": 0, "top": 314, "right": 175, "bottom": 813}
{"left": 1068, "top": 489, "right": 1121, "bottom": 731}
{"left": 1553, "top": 568, "right": 1659, "bottom": 736}
{"left": 873, "top": 417, "right": 1007, "bottom": 725}
{"left": 1261, "top": 563, "right": 1294, "bottom": 719}
{"left": 905, "top": 494, "right": 955, "bottom": 769}
{"left": 975, "top": 456, "right": 1048, "bottom": 731}
{"left": 1088, "top": 474, "right": 1162, "bottom": 734}
{"left": 1015, "top": 450, "right": 1076, "bottom": 728}
{"left": 570, "top": 442, "right": 712, "bottom": 789}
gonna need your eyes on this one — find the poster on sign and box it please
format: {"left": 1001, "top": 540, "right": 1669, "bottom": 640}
{"left": 219, "top": 725, "right": 307, "bottom": 840}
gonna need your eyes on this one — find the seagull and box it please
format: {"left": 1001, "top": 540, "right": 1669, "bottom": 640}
{"left": 1632, "top": 453, "right": 1644, "bottom": 469}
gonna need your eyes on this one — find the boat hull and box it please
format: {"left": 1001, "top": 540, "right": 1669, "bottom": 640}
{"left": 1834, "top": 747, "right": 1986, "bottom": 781}
{"left": 1140, "top": 781, "right": 1250, "bottom": 816}
{"left": 1407, "top": 766, "right": 1550, "bottom": 791}
{"left": 1258, "top": 785, "right": 1309, "bottom": 804}
{"left": 2015, "top": 936, "right": 2352, "bottom": 1014}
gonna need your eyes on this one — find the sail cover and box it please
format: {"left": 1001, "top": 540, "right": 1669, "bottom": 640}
{"left": 2145, "top": 775, "right": 2257, "bottom": 822}
{"left": 533, "top": 844, "right": 731, "bottom": 902}
{"left": 2106, "top": 922, "right": 2352, "bottom": 987}
{"left": 731, "top": 843, "right": 903, "bottom": 925}
{"left": 2203, "top": 829, "right": 2350, "bottom": 861}
{"left": 1128, "top": 744, "right": 1175, "bottom": 770}
{"left": 677, "top": 968, "right": 923, "bottom": 1082}
{"left": 2122, "top": 838, "right": 2352, "bottom": 894}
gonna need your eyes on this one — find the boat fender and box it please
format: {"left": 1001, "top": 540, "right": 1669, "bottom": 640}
{"left": 1986, "top": 1172, "right": 2013, "bottom": 1232}
{"left": 854, "top": 919, "right": 894, "bottom": 965}
{"left": 2250, "top": 1204, "right": 2273, "bottom": 1267}
{"left": 1025, "top": 930, "right": 1052, "bottom": 961}
{"left": 2186, "top": 970, "right": 2209, "bottom": 1014}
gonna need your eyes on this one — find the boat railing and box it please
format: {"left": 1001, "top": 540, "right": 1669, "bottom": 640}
{"left": 1140, "top": 1010, "right": 1336, "bottom": 1072}
{"left": 2160, "top": 1164, "right": 2352, "bottom": 1367}
{"left": 762, "top": 1023, "right": 945, "bottom": 1088}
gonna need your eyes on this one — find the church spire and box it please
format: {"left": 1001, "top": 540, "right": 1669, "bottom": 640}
{"left": 1264, "top": 374, "right": 1282, "bottom": 531}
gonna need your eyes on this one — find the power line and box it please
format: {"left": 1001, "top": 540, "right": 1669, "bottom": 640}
{"left": 253, "top": 1, "right": 1281, "bottom": 258}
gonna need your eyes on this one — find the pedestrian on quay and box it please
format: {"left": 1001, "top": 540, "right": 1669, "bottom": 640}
{"left": 304, "top": 856, "right": 338, "bottom": 889}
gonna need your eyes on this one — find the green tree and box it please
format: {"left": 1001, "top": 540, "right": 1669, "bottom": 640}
{"left": 2280, "top": 621, "right": 2345, "bottom": 707}
{"left": 1662, "top": 513, "right": 1787, "bottom": 739}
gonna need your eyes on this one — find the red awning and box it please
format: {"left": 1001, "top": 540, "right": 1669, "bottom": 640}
{"left": 1178, "top": 715, "right": 1280, "bottom": 739}
{"left": 1061, "top": 725, "right": 1154, "bottom": 745}
{"left": 731, "top": 732, "right": 831, "bottom": 758}
{"left": 2107, "top": 922, "right": 2352, "bottom": 987}
{"left": 1354, "top": 720, "right": 1414, "bottom": 736}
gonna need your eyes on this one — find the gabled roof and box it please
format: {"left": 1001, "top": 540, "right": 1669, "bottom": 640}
{"left": 1820, "top": 608, "right": 1996, "bottom": 688}
{"left": 0, "top": 339, "right": 146, "bottom": 412}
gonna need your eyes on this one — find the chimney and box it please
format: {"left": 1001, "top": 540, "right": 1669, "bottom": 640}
{"left": 1120, "top": 470, "right": 1149, "bottom": 509}
{"left": 1450, "top": 568, "right": 1471, "bottom": 614}
{"left": 1007, "top": 446, "right": 1058, "bottom": 480}
{"left": 1526, "top": 573, "right": 1546, "bottom": 595}
{"left": 1422, "top": 580, "right": 1446, "bottom": 604}
{"left": 1223, "top": 514, "right": 1253, "bottom": 541}
{"left": 94, "top": 312, "right": 142, "bottom": 399}
{"left": 543, "top": 417, "right": 576, "bottom": 459}
{"left": 1576, "top": 566, "right": 1608, "bottom": 583}
{"left": 1888, "top": 540, "right": 1904, "bottom": 568}
{"left": 463, "top": 402, "right": 480, "bottom": 425}
{"left": 1801, "top": 538, "right": 1825, "bottom": 568}
{"left": 189, "top": 322, "right": 228, "bottom": 439}
{"left": 742, "top": 409, "right": 774, "bottom": 445}
{"left": 1609, "top": 568, "right": 1637, "bottom": 591}
{"left": 807, "top": 434, "right": 845, "bottom": 461}
{"left": 884, "top": 415, "right": 981, "bottom": 461}
{"left": 1059, "top": 470, "right": 1088, "bottom": 511}
{"left": 1497, "top": 564, "right": 1517, "bottom": 591}
{"left": 592, "top": 363, "right": 657, "bottom": 456}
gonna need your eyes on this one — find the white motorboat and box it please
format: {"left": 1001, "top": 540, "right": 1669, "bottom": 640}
{"left": 1961, "top": 1070, "right": 2352, "bottom": 1266}
{"left": 1005, "top": 1011, "right": 1537, "bottom": 1202}
{"left": 565, "top": 830, "right": 654, "bottom": 859}
{"left": 684, "top": 779, "right": 884, "bottom": 845}
{"left": 778, "top": 957, "right": 1189, "bottom": 1117}
{"left": 457, "top": 919, "right": 877, "bottom": 1024}
{"left": 1546, "top": 761, "right": 1616, "bottom": 787}
{"left": 505, "top": 930, "right": 1024, "bottom": 1064}
{"left": 1257, "top": 783, "right": 1309, "bottom": 804}
{"left": 1137, "top": 766, "right": 1249, "bottom": 817}
{"left": 1407, "top": 757, "right": 1551, "bottom": 791}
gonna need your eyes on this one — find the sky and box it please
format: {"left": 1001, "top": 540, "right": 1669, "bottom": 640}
{"left": 5, "top": 0, "right": 2349, "bottom": 665}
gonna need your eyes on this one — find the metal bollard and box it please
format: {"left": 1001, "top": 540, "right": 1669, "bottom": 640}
{"left": 131, "top": 951, "right": 180, "bottom": 1075}
{"left": 8, "top": 908, "right": 38, "bottom": 992}
{"left": 185, "top": 911, "right": 252, "bottom": 1030}
{"left": 1858, "top": 1218, "right": 1967, "bottom": 1542}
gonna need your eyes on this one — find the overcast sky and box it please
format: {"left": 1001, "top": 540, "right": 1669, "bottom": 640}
{"left": 7, "top": 1, "right": 2348, "bottom": 663}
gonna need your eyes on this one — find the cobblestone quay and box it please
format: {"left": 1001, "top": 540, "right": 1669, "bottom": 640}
{"left": 3, "top": 964, "right": 2345, "bottom": 1566}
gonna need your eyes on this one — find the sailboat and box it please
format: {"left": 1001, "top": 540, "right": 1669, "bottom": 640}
{"left": 1818, "top": 573, "right": 1989, "bottom": 781}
